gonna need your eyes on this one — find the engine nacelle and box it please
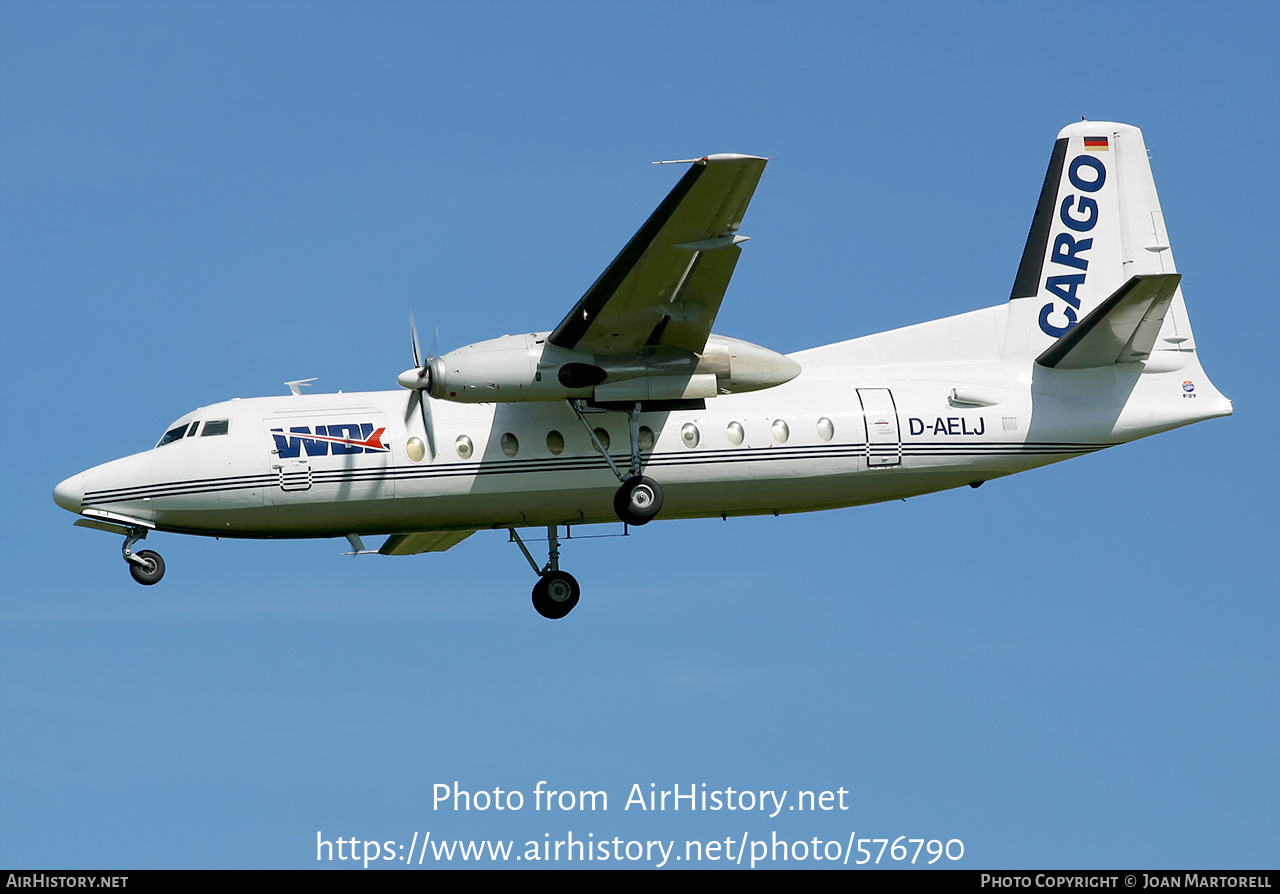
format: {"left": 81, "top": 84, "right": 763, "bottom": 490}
{"left": 425, "top": 334, "right": 547, "bottom": 401}
{"left": 397, "top": 332, "right": 800, "bottom": 404}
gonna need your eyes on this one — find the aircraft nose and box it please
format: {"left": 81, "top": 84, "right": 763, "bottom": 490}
{"left": 53, "top": 474, "right": 84, "bottom": 512}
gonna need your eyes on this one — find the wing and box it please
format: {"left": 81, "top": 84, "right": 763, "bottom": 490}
{"left": 548, "top": 154, "right": 768, "bottom": 355}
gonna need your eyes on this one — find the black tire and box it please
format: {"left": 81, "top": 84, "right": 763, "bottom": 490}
{"left": 613, "top": 475, "right": 663, "bottom": 526}
{"left": 531, "top": 570, "right": 580, "bottom": 619}
{"left": 128, "top": 550, "right": 165, "bottom": 586}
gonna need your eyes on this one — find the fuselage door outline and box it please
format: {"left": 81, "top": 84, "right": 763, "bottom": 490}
{"left": 263, "top": 415, "right": 394, "bottom": 503}
{"left": 858, "top": 388, "right": 902, "bottom": 469}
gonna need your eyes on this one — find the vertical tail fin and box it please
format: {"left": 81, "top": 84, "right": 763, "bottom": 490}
{"left": 1002, "top": 122, "right": 1197, "bottom": 359}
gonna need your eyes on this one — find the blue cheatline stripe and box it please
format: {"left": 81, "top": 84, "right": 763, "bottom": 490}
{"left": 80, "top": 441, "right": 1114, "bottom": 505}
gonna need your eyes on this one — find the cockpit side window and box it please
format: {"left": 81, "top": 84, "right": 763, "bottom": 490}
{"left": 156, "top": 423, "right": 191, "bottom": 448}
{"left": 201, "top": 420, "right": 230, "bottom": 436}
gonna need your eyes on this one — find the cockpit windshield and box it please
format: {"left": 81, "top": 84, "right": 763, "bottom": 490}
{"left": 156, "top": 417, "right": 231, "bottom": 447}
{"left": 156, "top": 421, "right": 192, "bottom": 448}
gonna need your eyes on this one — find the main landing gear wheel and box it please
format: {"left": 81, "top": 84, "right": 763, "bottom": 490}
{"left": 569, "top": 400, "right": 664, "bottom": 528}
{"left": 128, "top": 550, "right": 165, "bottom": 586}
{"left": 614, "top": 475, "right": 663, "bottom": 526}
{"left": 511, "top": 525, "right": 582, "bottom": 619}
{"left": 532, "top": 570, "right": 580, "bottom": 620}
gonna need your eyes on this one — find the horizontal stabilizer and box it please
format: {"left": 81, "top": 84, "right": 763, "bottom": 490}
{"left": 379, "top": 530, "right": 475, "bottom": 556}
{"left": 1036, "top": 274, "right": 1181, "bottom": 369}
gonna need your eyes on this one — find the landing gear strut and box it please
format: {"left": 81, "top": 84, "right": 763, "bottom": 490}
{"left": 510, "top": 525, "right": 580, "bottom": 619}
{"left": 571, "top": 400, "right": 664, "bottom": 526}
{"left": 123, "top": 528, "right": 165, "bottom": 586}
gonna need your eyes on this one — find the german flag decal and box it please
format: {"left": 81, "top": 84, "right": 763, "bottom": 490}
{"left": 1084, "top": 136, "right": 1109, "bottom": 151}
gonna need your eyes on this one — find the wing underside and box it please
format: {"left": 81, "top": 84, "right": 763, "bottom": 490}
{"left": 548, "top": 154, "right": 768, "bottom": 356}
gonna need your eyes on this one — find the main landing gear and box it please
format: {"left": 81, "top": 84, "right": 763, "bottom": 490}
{"left": 509, "top": 526, "right": 580, "bottom": 619}
{"left": 123, "top": 527, "right": 165, "bottom": 586}
{"left": 571, "top": 400, "right": 664, "bottom": 526}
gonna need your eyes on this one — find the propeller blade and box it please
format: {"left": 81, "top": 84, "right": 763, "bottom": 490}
{"left": 404, "top": 313, "right": 437, "bottom": 459}
{"left": 410, "top": 313, "right": 423, "bottom": 370}
{"left": 404, "top": 390, "right": 437, "bottom": 459}
{"left": 419, "top": 391, "right": 436, "bottom": 460}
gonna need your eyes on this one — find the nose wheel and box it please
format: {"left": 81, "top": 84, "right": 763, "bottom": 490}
{"left": 123, "top": 528, "right": 165, "bottom": 585}
{"left": 128, "top": 550, "right": 165, "bottom": 586}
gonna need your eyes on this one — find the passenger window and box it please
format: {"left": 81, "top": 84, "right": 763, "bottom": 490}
{"left": 681, "top": 423, "right": 700, "bottom": 449}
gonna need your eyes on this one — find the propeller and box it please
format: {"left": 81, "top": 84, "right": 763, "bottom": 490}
{"left": 400, "top": 314, "right": 437, "bottom": 460}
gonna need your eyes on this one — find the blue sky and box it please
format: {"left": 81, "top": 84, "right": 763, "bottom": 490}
{"left": 2, "top": 0, "right": 1276, "bottom": 869}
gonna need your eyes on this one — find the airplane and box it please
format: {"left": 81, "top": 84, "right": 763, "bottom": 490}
{"left": 52, "top": 121, "right": 1232, "bottom": 619}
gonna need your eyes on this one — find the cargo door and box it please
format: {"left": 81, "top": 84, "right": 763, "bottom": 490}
{"left": 857, "top": 388, "right": 901, "bottom": 469}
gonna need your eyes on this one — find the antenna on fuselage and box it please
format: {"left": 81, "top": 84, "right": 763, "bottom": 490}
{"left": 284, "top": 378, "right": 317, "bottom": 396}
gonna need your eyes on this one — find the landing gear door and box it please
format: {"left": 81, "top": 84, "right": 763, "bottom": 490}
{"left": 858, "top": 388, "right": 901, "bottom": 468}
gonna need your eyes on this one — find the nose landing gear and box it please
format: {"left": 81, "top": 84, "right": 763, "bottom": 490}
{"left": 123, "top": 528, "right": 165, "bottom": 586}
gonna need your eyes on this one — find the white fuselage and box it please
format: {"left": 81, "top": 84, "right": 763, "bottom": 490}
{"left": 53, "top": 304, "right": 1231, "bottom": 541}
